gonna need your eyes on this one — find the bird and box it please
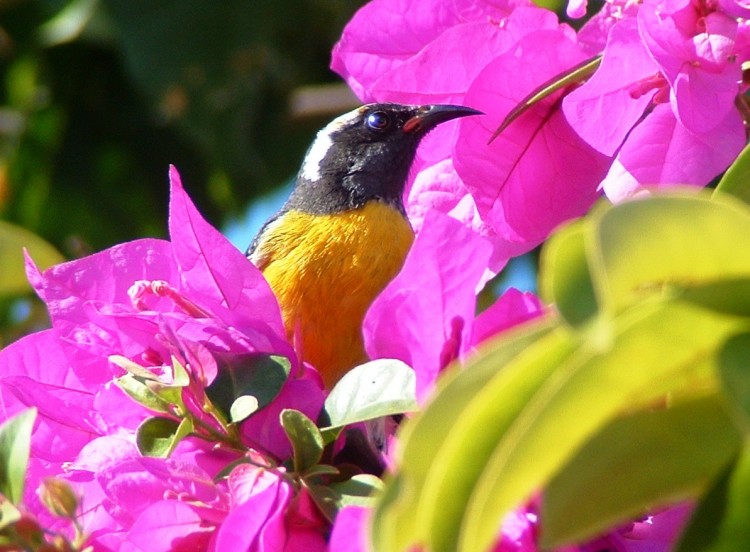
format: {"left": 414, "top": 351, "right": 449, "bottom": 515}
{"left": 247, "top": 103, "right": 481, "bottom": 389}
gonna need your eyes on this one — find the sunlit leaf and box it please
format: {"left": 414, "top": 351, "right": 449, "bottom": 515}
{"left": 718, "top": 332, "right": 750, "bottom": 433}
{"left": 589, "top": 193, "right": 750, "bottom": 313}
{"left": 37, "top": 0, "right": 102, "bottom": 46}
{"left": 676, "top": 440, "right": 750, "bottom": 552}
{"left": 308, "top": 474, "right": 384, "bottom": 523}
{"left": 543, "top": 394, "right": 741, "bottom": 547}
{"left": 371, "top": 319, "right": 559, "bottom": 552}
{"left": 375, "top": 295, "right": 746, "bottom": 552}
{"left": 539, "top": 218, "right": 598, "bottom": 326}
{"left": 230, "top": 395, "right": 259, "bottom": 423}
{"left": 329, "top": 474, "right": 384, "bottom": 509}
{"left": 115, "top": 375, "right": 171, "bottom": 414}
{"left": 714, "top": 142, "right": 750, "bottom": 206}
{"left": 0, "top": 221, "right": 64, "bottom": 297}
{"left": 458, "top": 301, "right": 742, "bottom": 552}
{"left": 0, "top": 500, "right": 21, "bottom": 531}
{"left": 323, "top": 359, "right": 417, "bottom": 438}
{"left": 136, "top": 416, "right": 193, "bottom": 458}
{"left": 281, "top": 409, "right": 324, "bottom": 474}
{"left": 0, "top": 409, "right": 36, "bottom": 504}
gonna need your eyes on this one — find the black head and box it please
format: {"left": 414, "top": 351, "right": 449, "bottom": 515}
{"left": 283, "top": 103, "right": 482, "bottom": 215}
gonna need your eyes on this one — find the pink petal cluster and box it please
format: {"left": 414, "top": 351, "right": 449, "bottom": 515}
{"left": 0, "top": 167, "right": 326, "bottom": 549}
{"left": 563, "top": 0, "right": 750, "bottom": 200}
{"left": 333, "top": 0, "right": 612, "bottom": 274}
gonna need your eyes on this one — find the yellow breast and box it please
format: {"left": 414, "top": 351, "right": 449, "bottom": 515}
{"left": 253, "top": 201, "right": 414, "bottom": 388}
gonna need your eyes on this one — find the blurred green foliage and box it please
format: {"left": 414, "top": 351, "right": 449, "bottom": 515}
{"left": 0, "top": 0, "right": 364, "bottom": 342}
{"left": 1, "top": 0, "right": 363, "bottom": 251}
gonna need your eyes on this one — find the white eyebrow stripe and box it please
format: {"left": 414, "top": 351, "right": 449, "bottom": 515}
{"left": 299, "top": 107, "right": 364, "bottom": 182}
{"left": 300, "top": 130, "right": 333, "bottom": 182}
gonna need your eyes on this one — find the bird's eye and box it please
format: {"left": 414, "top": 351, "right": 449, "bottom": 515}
{"left": 365, "top": 111, "right": 391, "bottom": 131}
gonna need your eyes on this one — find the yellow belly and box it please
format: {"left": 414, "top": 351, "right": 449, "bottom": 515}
{"left": 255, "top": 201, "right": 414, "bottom": 388}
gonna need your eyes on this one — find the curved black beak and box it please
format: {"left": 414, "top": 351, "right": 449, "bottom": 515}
{"left": 403, "top": 104, "right": 483, "bottom": 134}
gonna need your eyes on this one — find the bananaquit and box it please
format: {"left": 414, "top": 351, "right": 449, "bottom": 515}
{"left": 247, "top": 103, "right": 481, "bottom": 389}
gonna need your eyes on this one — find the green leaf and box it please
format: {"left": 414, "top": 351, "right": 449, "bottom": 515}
{"left": 371, "top": 319, "right": 558, "bottom": 552}
{"left": 302, "top": 464, "right": 340, "bottom": 479}
{"left": 323, "top": 359, "right": 417, "bottom": 432}
{"left": 330, "top": 474, "right": 384, "bottom": 508}
{"left": 206, "top": 354, "right": 290, "bottom": 421}
{"left": 230, "top": 395, "right": 259, "bottom": 423}
{"left": 539, "top": 218, "right": 599, "bottom": 326}
{"left": 0, "top": 221, "right": 64, "bottom": 297}
{"left": 719, "top": 332, "right": 750, "bottom": 433}
{"left": 714, "top": 141, "right": 750, "bottom": 206}
{"left": 37, "top": 0, "right": 102, "bottom": 46}
{"left": 306, "top": 483, "right": 340, "bottom": 522}
{"left": 307, "top": 474, "right": 384, "bottom": 522}
{"left": 676, "top": 440, "right": 750, "bottom": 552}
{"left": 678, "top": 278, "right": 750, "bottom": 316}
{"left": 109, "top": 355, "right": 161, "bottom": 380}
{"left": 458, "top": 301, "right": 742, "bottom": 552}
{"left": 0, "top": 409, "right": 36, "bottom": 504}
{"left": 171, "top": 357, "right": 191, "bottom": 387}
{"left": 374, "top": 297, "right": 746, "bottom": 552}
{"left": 0, "top": 500, "right": 21, "bottom": 531}
{"left": 115, "top": 374, "right": 172, "bottom": 414}
{"left": 589, "top": 193, "right": 750, "bottom": 313}
{"left": 136, "top": 416, "right": 193, "bottom": 458}
{"left": 542, "top": 394, "right": 741, "bottom": 547}
{"left": 281, "top": 409, "right": 324, "bottom": 474}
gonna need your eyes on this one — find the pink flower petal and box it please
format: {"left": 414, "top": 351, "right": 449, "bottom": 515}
{"left": 168, "top": 166, "right": 285, "bottom": 338}
{"left": 563, "top": 18, "right": 659, "bottom": 156}
{"left": 331, "top": 0, "right": 526, "bottom": 101}
{"left": 472, "top": 288, "right": 545, "bottom": 347}
{"left": 601, "top": 103, "right": 745, "bottom": 200}
{"left": 123, "top": 501, "right": 214, "bottom": 552}
{"left": 329, "top": 506, "right": 370, "bottom": 552}
{"left": 638, "top": 5, "right": 741, "bottom": 134}
{"left": 406, "top": 159, "right": 519, "bottom": 277}
{"left": 364, "top": 210, "right": 492, "bottom": 401}
{"left": 455, "top": 30, "right": 610, "bottom": 253}
{"left": 366, "top": 8, "right": 561, "bottom": 105}
{"left": 566, "top": 0, "right": 588, "bottom": 19}
{"left": 214, "top": 467, "right": 290, "bottom": 552}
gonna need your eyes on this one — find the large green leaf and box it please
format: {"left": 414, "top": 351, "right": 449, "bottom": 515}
{"left": 458, "top": 301, "right": 742, "bottom": 552}
{"left": 539, "top": 219, "right": 598, "bottom": 326}
{"left": 588, "top": 193, "right": 750, "bottom": 313}
{"left": 718, "top": 332, "right": 750, "bottom": 433}
{"left": 0, "top": 409, "right": 37, "bottom": 504}
{"left": 0, "top": 221, "right": 64, "bottom": 297}
{"left": 714, "top": 142, "right": 750, "bottom": 206}
{"left": 371, "top": 319, "right": 559, "bottom": 552}
{"left": 374, "top": 297, "right": 746, "bottom": 552}
{"left": 676, "top": 440, "right": 750, "bottom": 552}
{"left": 543, "top": 394, "right": 741, "bottom": 547}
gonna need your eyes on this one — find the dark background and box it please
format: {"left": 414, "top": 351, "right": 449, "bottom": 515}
{"left": 0, "top": 0, "right": 367, "bottom": 339}
{"left": 1, "top": 0, "right": 365, "bottom": 253}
